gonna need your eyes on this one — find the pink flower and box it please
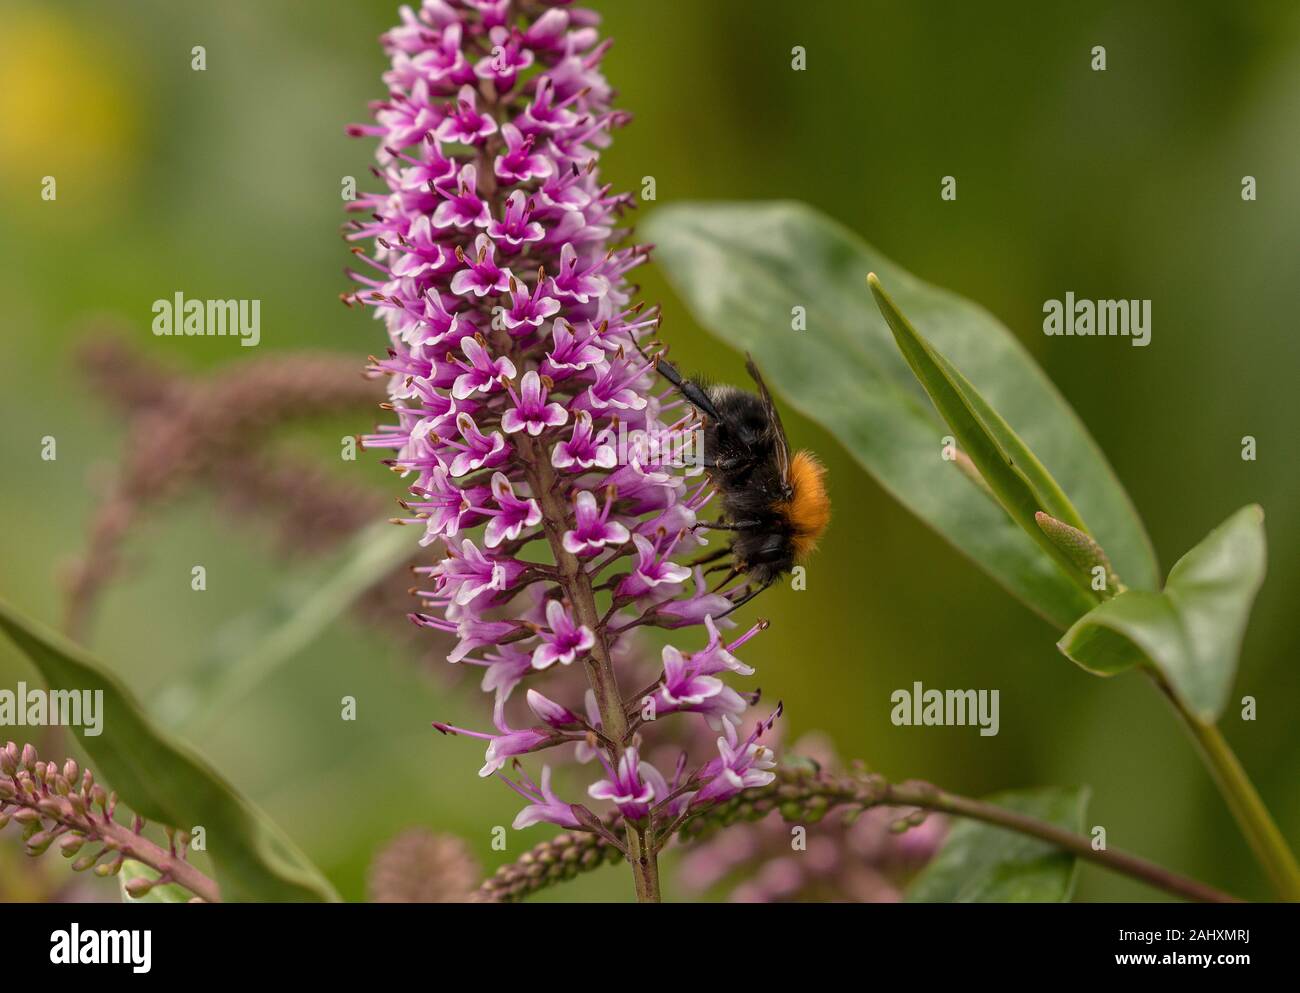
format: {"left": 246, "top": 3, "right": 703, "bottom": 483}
{"left": 449, "top": 234, "right": 513, "bottom": 298}
{"left": 502, "top": 765, "right": 580, "bottom": 830}
{"left": 561, "top": 489, "right": 629, "bottom": 556}
{"left": 530, "top": 599, "right": 595, "bottom": 670}
{"left": 618, "top": 533, "right": 692, "bottom": 599}
{"left": 432, "top": 163, "right": 491, "bottom": 230}
{"left": 501, "top": 371, "right": 567, "bottom": 436}
{"left": 551, "top": 410, "right": 615, "bottom": 470}
{"left": 482, "top": 472, "right": 541, "bottom": 548}
{"left": 434, "top": 85, "right": 499, "bottom": 144}
{"left": 495, "top": 122, "right": 554, "bottom": 184}
{"left": 451, "top": 336, "right": 515, "bottom": 399}
{"left": 588, "top": 747, "right": 665, "bottom": 823}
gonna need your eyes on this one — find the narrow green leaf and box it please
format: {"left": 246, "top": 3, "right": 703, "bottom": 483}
{"left": 0, "top": 598, "right": 341, "bottom": 902}
{"left": 869, "top": 273, "right": 1100, "bottom": 603}
{"left": 646, "top": 202, "right": 1157, "bottom": 629}
{"left": 907, "top": 787, "right": 1088, "bottom": 903}
{"left": 1058, "top": 505, "right": 1266, "bottom": 722}
{"left": 155, "top": 520, "right": 413, "bottom": 731}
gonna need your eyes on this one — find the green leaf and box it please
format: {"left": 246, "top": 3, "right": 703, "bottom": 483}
{"left": 646, "top": 201, "right": 1158, "bottom": 629}
{"left": 119, "top": 860, "right": 193, "bottom": 903}
{"left": 0, "top": 597, "right": 341, "bottom": 902}
{"left": 1058, "top": 505, "right": 1266, "bottom": 722}
{"left": 869, "top": 273, "right": 1099, "bottom": 602}
{"left": 155, "top": 520, "right": 412, "bottom": 731}
{"left": 907, "top": 787, "right": 1088, "bottom": 902}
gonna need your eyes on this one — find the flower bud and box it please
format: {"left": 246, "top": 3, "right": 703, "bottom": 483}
{"left": 1034, "top": 511, "right": 1125, "bottom": 597}
{"left": 59, "top": 834, "right": 86, "bottom": 858}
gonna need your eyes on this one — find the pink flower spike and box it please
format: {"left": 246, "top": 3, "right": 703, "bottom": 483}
{"left": 561, "top": 489, "right": 630, "bottom": 556}
{"left": 530, "top": 599, "right": 595, "bottom": 670}
{"left": 501, "top": 370, "right": 568, "bottom": 436}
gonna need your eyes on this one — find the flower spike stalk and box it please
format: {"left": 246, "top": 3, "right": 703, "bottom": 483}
{"left": 348, "top": 0, "right": 778, "bottom": 901}
{"left": 0, "top": 741, "right": 218, "bottom": 903}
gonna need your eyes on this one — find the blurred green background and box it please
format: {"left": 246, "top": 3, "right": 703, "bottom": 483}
{"left": 1, "top": 0, "right": 1296, "bottom": 902}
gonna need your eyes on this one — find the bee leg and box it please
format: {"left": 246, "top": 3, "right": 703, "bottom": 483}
{"left": 716, "top": 577, "right": 777, "bottom": 619}
{"left": 690, "top": 519, "right": 763, "bottom": 532}
{"left": 688, "top": 546, "right": 733, "bottom": 568}
{"left": 708, "top": 567, "right": 744, "bottom": 594}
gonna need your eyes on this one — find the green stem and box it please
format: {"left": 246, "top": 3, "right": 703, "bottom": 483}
{"left": 475, "top": 766, "right": 1240, "bottom": 904}
{"left": 1152, "top": 673, "right": 1300, "bottom": 900}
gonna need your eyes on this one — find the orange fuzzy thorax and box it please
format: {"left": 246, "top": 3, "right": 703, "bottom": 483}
{"left": 784, "top": 450, "right": 831, "bottom": 561}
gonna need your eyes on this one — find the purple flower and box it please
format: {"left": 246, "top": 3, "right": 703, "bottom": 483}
{"left": 449, "top": 235, "right": 513, "bottom": 298}
{"left": 451, "top": 335, "right": 515, "bottom": 398}
{"left": 588, "top": 747, "right": 665, "bottom": 823}
{"left": 501, "top": 370, "right": 567, "bottom": 435}
{"left": 350, "top": 1, "right": 778, "bottom": 895}
{"left": 464, "top": 644, "right": 534, "bottom": 702}
{"left": 481, "top": 472, "right": 541, "bottom": 547}
{"left": 551, "top": 409, "right": 615, "bottom": 471}
{"left": 433, "top": 163, "right": 492, "bottom": 230}
{"left": 530, "top": 599, "right": 594, "bottom": 670}
{"left": 434, "top": 698, "right": 571, "bottom": 777}
{"left": 487, "top": 190, "right": 546, "bottom": 249}
{"left": 618, "top": 533, "right": 692, "bottom": 600}
{"left": 692, "top": 713, "right": 781, "bottom": 807}
{"left": 526, "top": 688, "right": 582, "bottom": 729}
{"left": 495, "top": 122, "right": 553, "bottom": 184}
{"left": 434, "top": 85, "right": 499, "bottom": 144}
{"left": 502, "top": 765, "right": 580, "bottom": 830}
{"left": 561, "top": 488, "right": 629, "bottom": 556}
{"left": 447, "top": 412, "right": 508, "bottom": 477}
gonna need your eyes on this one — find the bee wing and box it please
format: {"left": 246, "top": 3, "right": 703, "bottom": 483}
{"left": 744, "top": 352, "right": 792, "bottom": 482}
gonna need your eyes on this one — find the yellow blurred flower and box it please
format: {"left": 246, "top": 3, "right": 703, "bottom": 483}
{"left": 0, "top": 6, "right": 137, "bottom": 209}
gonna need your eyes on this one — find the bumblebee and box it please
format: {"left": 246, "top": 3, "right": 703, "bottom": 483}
{"left": 651, "top": 351, "right": 830, "bottom": 614}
